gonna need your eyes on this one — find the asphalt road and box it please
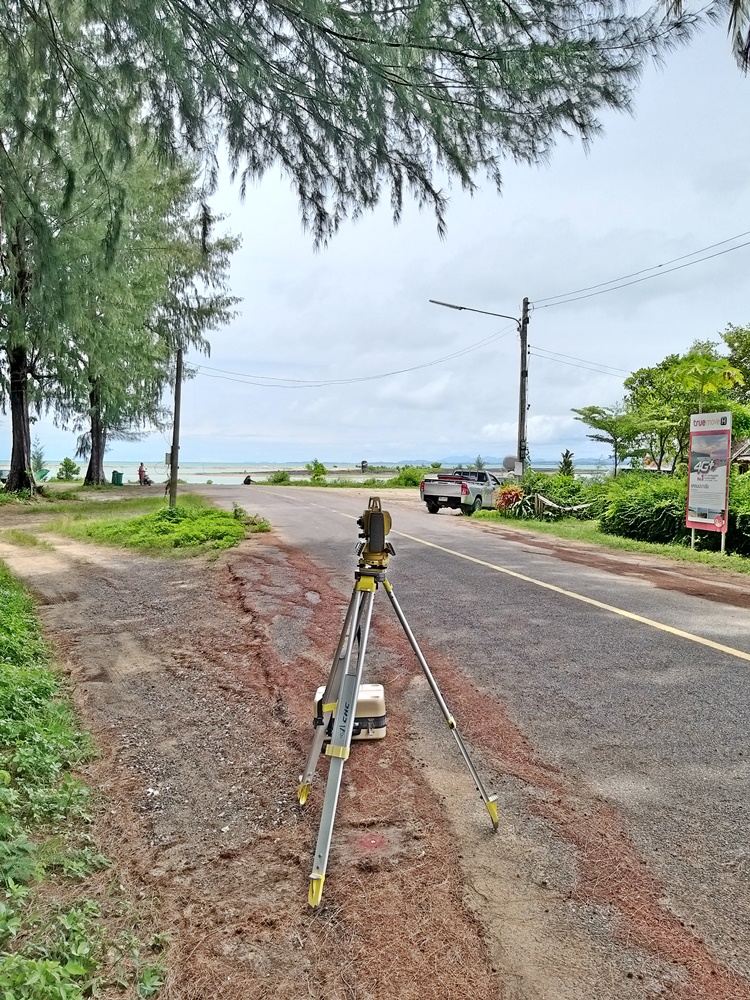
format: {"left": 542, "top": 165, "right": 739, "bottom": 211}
{"left": 204, "top": 485, "right": 750, "bottom": 980}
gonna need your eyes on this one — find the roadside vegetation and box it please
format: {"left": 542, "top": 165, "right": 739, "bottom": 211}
{"left": 474, "top": 332, "right": 750, "bottom": 567}
{"left": 263, "top": 463, "right": 436, "bottom": 489}
{"left": 0, "top": 564, "right": 167, "bottom": 997}
{"left": 0, "top": 487, "right": 166, "bottom": 516}
{"left": 46, "top": 496, "right": 269, "bottom": 554}
{"left": 477, "top": 468, "right": 750, "bottom": 569}
{"left": 0, "top": 489, "right": 270, "bottom": 554}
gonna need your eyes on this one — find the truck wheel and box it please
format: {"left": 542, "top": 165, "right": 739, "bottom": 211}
{"left": 426, "top": 502, "right": 440, "bottom": 514}
{"left": 472, "top": 495, "right": 483, "bottom": 514}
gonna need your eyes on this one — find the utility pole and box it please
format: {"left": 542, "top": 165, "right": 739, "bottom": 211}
{"left": 430, "top": 296, "right": 531, "bottom": 475}
{"left": 168, "top": 347, "right": 183, "bottom": 509}
{"left": 516, "top": 297, "right": 530, "bottom": 475}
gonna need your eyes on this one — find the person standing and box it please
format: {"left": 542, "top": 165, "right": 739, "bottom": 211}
{"left": 138, "top": 463, "right": 146, "bottom": 485}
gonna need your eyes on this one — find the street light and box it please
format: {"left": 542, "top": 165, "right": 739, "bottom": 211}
{"left": 429, "top": 297, "right": 530, "bottom": 474}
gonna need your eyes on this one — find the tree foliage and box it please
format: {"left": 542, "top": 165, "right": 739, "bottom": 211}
{"left": 624, "top": 353, "right": 694, "bottom": 470}
{"left": 572, "top": 403, "right": 643, "bottom": 475}
{"left": 2, "top": 1, "right": 699, "bottom": 241}
{"left": 55, "top": 457, "right": 80, "bottom": 481}
{"left": 668, "top": 0, "right": 750, "bottom": 68}
{"left": 672, "top": 351, "right": 744, "bottom": 406}
{"left": 0, "top": 126, "right": 238, "bottom": 490}
{"left": 558, "top": 449, "right": 575, "bottom": 476}
{"left": 623, "top": 340, "right": 750, "bottom": 472}
{"left": 721, "top": 322, "right": 750, "bottom": 404}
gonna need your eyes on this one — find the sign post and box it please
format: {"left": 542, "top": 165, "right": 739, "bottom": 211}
{"left": 685, "top": 411, "right": 732, "bottom": 553}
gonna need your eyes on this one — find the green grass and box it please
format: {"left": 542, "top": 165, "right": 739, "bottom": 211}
{"left": 473, "top": 510, "right": 750, "bottom": 574}
{"left": 0, "top": 563, "right": 169, "bottom": 998}
{"left": 41, "top": 495, "right": 169, "bottom": 518}
{"left": 1, "top": 483, "right": 162, "bottom": 512}
{"left": 46, "top": 496, "right": 270, "bottom": 554}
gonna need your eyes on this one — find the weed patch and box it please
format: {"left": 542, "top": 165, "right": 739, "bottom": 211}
{"left": 47, "top": 496, "right": 269, "bottom": 554}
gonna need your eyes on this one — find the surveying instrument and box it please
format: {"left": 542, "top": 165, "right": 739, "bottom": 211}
{"left": 298, "top": 497, "right": 499, "bottom": 907}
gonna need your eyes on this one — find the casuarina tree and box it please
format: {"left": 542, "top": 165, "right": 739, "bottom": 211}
{"left": 2, "top": 2, "right": 700, "bottom": 488}
{"left": 2, "top": 1, "right": 700, "bottom": 242}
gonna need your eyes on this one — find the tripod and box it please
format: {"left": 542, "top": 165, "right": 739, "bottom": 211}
{"left": 298, "top": 497, "right": 498, "bottom": 907}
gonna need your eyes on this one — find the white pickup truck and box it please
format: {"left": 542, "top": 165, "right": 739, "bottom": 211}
{"left": 419, "top": 469, "right": 502, "bottom": 515}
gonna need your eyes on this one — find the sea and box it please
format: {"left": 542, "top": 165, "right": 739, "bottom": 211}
{"left": 16, "top": 458, "right": 605, "bottom": 485}
{"left": 40, "top": 461, "right": 379, "bottom": 486}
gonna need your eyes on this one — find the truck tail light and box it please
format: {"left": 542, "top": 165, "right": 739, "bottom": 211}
{"left": 420, "top": 480, "right": 425, "bottom": 492}
{"left": 461, "top": 482, "right": 470, "bottom": 496}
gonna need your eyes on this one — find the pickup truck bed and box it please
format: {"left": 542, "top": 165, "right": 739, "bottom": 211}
{"left": 419, "top": 470, "right": 501, "bottom": 514}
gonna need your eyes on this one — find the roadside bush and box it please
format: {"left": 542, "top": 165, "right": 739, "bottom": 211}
{"left": 63, "top": 501, "right": 266, "bottom": 552}
{"left": 306, "top": 458, "right": 327, "bottom": 481}
{"left": 491, "top": 472, "right": 603, "bottom": 521}
{"left": 386, "top": 466, "right": 427, "bottom": 488}
{"left": 725, "top": 472, "right": 750, "bottom": 555}
{"left": 523, "top": 471, "right": 603, "bottom": 515}
{"left": 599, "top": 475, "right": 688, "bottom": 543}
{"left": 268, "top": 470, "right": 291, "bottom": 484}
{"left": 495, "top": 485, "right": 523, "bottom": 510}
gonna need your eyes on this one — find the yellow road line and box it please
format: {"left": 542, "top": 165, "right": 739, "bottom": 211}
{"left": 270, "top": 493, "right": 750, "bottom": 663}
{"left": 392, "top": 529, "right": 750, "bottom": 663}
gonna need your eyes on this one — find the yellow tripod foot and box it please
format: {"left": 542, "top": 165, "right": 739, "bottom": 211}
{"left": 308, "top": 873, "right": 325, "bottom": 907}
{"left": 297, "top": 782, "right": 310, "bottom": 806}
{"left": 486, "top": 796, "right": 499, "bottom": 831}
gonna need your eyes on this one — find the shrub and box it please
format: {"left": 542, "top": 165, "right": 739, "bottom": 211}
{"left": 72, "top": 502, "right": 255, "bottom": 551}
{"left": 386, "top": 466, "right": 426, "bottom": 488}
{"left": 495, "top": 485, "right": 523, "bottom": 510}
{"left": 504, "top": 471, "right": 604, "bottom": 521}
{"left": 306, "top": 458, "right": 327, "bottom": 480}
{"left": 268, "top": 470, "right": 291, "bottom": 484}
{"left": 55, "top": 458, "right": 80, "bottom": 481}
{"left": 599, "top": 475, "right": 688, "bottom": 543}
{"left": 725, "top": 472, "right": 750, "bottom": 555}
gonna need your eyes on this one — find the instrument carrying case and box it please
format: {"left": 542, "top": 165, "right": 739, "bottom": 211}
{"left": 314, "top": 683, "right": 387, "bottom": 741}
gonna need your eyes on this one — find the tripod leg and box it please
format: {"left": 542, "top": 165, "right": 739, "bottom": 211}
{"left": 298, "top": 586, "right": 366, "bottom": 805}
{"left": 383, "top": 578, "right": 499, "bottom": 832}
{"left": 308, "top": 582, "right": 377, "bottom": 907}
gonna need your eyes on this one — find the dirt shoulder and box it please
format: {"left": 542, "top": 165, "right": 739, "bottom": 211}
{"left": 0, "top": 513, "right": 748, "bottom": 999}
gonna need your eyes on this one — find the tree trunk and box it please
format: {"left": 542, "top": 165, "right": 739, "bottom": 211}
{"left": 84, "top": 383, "right": 107, "bottom": 485}
{"left": 4, "top": 345, "right": 35, "bottom": 492}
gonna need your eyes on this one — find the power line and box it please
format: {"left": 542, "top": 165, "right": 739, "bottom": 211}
{"left": 528, "top": 350, "right": 627, "bottom": 379}
{"left": 194, "top": 323, "right": 516, "bottom": 389}
{"left": 529, "top": 344, "right": 631, "bottom": 374}
{"left": 533, "top": 231, "right": 750, "bottom": 309}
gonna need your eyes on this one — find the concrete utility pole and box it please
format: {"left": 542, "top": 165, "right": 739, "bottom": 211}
{"left": 516, "top": 297, "right": 530, "bottom": 475}
{"left": 168, "top": 347, "right": 183, "bottom": 509}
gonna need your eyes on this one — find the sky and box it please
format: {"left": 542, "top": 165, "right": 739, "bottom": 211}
{"left": 9, "top": 20, "right": 750, "bottom": 467}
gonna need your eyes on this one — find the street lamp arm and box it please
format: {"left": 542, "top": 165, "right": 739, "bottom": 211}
{"left": 429, "top": 298, "right": 520, "bottom": 327}
{"left": 430, "top": 295, "right": 530, "bottom": 474}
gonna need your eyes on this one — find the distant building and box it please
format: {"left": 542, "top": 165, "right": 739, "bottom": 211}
{"left": 732, "top": 438, "right": 750, "bottom": 474}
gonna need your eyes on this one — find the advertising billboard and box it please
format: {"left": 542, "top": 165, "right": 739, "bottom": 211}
{"left": 685, "top": 411, "right": 732, "bottom": 533}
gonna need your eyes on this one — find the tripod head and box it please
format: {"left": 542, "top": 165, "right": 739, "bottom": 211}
{"left": 357, "top": 497, "right": 395, "bottom": 569}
